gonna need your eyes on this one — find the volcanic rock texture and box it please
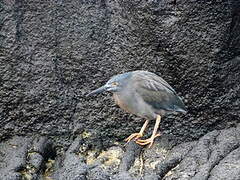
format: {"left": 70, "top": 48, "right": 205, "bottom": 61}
{"left": 0, "top": 0, "right": 239, "bottom": 179}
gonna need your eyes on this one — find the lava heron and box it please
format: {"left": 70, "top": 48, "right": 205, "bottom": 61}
{"left": 87, "top": 70, "right": 186, "bottom": 148}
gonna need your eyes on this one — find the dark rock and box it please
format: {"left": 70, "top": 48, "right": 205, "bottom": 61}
{"left": 157, "top": 141, "right": 197, "bottom": 178}
{"left": 0, "top": 172, "right": 22, "bottom": 180}
{"left": 28, "top": 153, "right": 44, "bottom": 171}
{"left": 88, "top": 167, "right": 110, "bottom": 180}
{"left": 119, "top": 141, "right": 142, "bottom": 172}
{"left": 143, "top": 173, "right": 159, "bottom": 180}
{"left": 1, "top": 0, "right": 240, "bottom": 179}
{"left": 1, "top": 0, "right": 240, "bottom": 147}
{"left": 0, "top": 136, "right": 31, "bottom": 179}
{"left": 0, "top": 136, "right": 55, "bottom": 180}
{"left": 112, "top": 172, "right": 136, "bottom": 180}
{"left": 31, "top": 136, "right": 54, "bottom": 158}
{"left": 156, "top": 125, "right": 240, "bottom": 180}
{"left": 0, "top": 128, "right": 240, "bottom": 179}
{"left": 52, "top": 137, "right": 88, "bottom": 180}
{"left": 209, "top": 146, "right": 240, "bottom": 180}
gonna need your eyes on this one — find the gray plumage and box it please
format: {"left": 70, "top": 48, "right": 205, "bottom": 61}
{"left": 88, "top": 70, "right": 187, "bottom": 147}
{"left": 88, "top": 70, "right": 186, "bottom": 120}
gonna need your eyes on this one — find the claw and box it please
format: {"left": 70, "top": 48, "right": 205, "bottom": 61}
{"left": 124, "top": 133, "right": 143, "bottom": 143}
{"left": 136, "top": 139, "right": 154, "bottom": 148}
{"left": 136, "top": 133, "right": 161, "bottom": 148}
{"left": 124, "top": 120, "right": 149, "bottom": 144}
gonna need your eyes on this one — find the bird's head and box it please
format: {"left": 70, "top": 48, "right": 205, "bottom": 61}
{"left": 87, "top": 72, "right": 131, "bottom": 96}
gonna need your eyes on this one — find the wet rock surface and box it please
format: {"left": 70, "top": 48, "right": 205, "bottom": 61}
{"left": 1, "top": 126, "right": 240, "bottom": 179}
{"left": 0, "top": 136, "right": 55, "bottom": 179}
{"left": 1, "top": 0, "right": 240, "bottom": 179}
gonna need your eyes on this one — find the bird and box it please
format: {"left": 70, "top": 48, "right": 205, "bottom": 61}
{"left": 87, "top": 70, "right": 187, "bottom": 148}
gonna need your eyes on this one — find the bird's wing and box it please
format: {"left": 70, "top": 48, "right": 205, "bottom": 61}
{"left": 133, "top": 71, "right": 176, "bottom": 94}
{"left": 133, "top": 71, "right": 184, "bottom": 111}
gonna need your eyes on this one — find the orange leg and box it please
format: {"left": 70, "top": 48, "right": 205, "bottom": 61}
{"left": 136, "top": 115, "right": 161, "bottom": 148}
{"left": 124, "top": 120, "right": 149, "bottom": 143}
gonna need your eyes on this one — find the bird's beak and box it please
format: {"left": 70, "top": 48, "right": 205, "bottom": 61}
{"left": 87, "top": 85, "right": 107, "bottom": 96}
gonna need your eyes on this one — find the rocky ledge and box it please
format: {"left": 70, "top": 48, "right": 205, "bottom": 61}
{"left": 1, "top": 124, "right": 239, "bottom": 180}
{"left": 1, "top": 0, "right": 240, "bottom": 179}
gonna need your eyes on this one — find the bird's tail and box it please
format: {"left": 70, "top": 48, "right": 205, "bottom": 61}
{"left": 174, "top": 96, "right": 187, "bottom": 114}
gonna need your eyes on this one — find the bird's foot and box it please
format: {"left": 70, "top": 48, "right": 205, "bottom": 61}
{"left": 136, "top": 133, "right": 161, "bottom": 148}
{"left": 124, "top": 133, "right": 143, "bottom": 143}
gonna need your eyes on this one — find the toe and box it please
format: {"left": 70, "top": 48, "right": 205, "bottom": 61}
{"left": 147, "top": 141, "right": 154, "bottom": 148}
{"left": 136, "top": 138, "right": 150, "bottom": 143}
{"left": 124, "top": 133, "right": 142, "bottom": 142}
{"left": 136, "top": 141, "right": 151, "bottom": 146}
{"left": 124, "top": 135, "right": 133, "bottom": 142}
{"left": 136, "top": 139, "right": 154, "bottom": 147}
{"left": 124, "top": 134, "right": 136, "bottom": 142}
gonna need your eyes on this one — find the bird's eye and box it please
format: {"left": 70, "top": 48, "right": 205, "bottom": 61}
{"left": 112, "top": 82, "right": 118, "bottom": 86}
